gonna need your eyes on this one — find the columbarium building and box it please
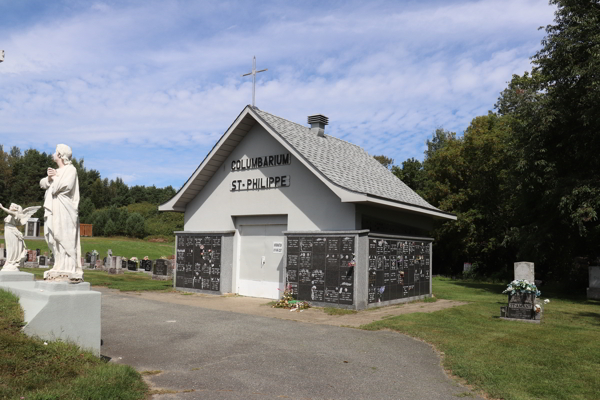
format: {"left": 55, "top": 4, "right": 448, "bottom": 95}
{"left": 159, "top": 106, "right": 456, "bottom": 309}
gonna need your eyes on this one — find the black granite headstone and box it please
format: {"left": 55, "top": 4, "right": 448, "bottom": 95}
{"left": 142, "top": 259, "right": 152, "bottom": 271}
{"left": 85, "top": 252, "right": 92, "bottom": 263}
{"left": 154, "top": 259, "right": 168, "bottom": 276}
{"left": 127, "top": 260, "right": 137, "bottom": 271}
{"left": 507, "top": 293, "right": 535, "bottom": 319}
{"left": 36, "top": 248, "right": 41, "bottom": 257}
{"left": 39, "top": 256, "right": 46, "bottom": 266}
{"left": 121, "top": 259, "right": 127, "bottom": 269}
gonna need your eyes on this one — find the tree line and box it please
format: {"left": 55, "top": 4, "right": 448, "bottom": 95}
{"left": 375, "top": 0, "right": 599, "bottom": 289}
{"left": 0, "top": 146, "right": 183, "bottom": 239}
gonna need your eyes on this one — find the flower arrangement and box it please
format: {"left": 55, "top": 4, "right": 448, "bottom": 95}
{"left": 502, "top": 279, "right": 541, "bottom": 297}
{"left": 273, "top": 286, "right": 311, "bottom": 311}
{"left": 130, "top": 257, "right": 138, "bottom": 262}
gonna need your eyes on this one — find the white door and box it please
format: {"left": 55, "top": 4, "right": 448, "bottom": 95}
{"left": 238, "top": 224, "right": 286, "bottom": 299}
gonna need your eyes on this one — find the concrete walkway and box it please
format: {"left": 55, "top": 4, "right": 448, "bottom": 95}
{"left": 99, "top": 288, "right": 480, "bottom": 400}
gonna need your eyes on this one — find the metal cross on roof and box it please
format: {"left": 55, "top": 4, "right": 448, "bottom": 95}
{"left": 242, "top": 56, "right": 267, "bottom": 108}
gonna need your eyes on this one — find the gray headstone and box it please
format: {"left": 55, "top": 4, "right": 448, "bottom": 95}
{"left": 514, "top": 261, "right": 535, "bottom": 282}
{"left": 588, "top": 266, "right": 600, "bottom": 300}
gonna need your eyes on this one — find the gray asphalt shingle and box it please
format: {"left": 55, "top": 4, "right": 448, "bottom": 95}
{"left": 254, "top": 108, "right": 441, "bottom": 212}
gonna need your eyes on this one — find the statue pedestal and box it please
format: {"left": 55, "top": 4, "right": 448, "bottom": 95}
{"left": 0, "top": 271, "right": 101, "bottom": 356}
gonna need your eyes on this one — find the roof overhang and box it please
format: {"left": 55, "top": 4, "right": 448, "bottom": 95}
{"left": 345, "top": 193, "right": 457, "bottom": 220}
{"left": 159, "top": 106, "right": 457, "bottom": 222}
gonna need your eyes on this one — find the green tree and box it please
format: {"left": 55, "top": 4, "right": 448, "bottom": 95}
{"left": 79, "top": 198, "right": 96, "bottom": 224}
{"left": 496, "top": 0, "right": 600, "bottom": 285}
{"left": 373, "top": 155, "right": 394, "bottom": 170}
{"left": 104, "top": 218, "right": 117, "bottom": 237}
{"left": 392, "top": 158, "right": 424, "bottom": 193}
{"left": 420, "top": 115, "right": 517, "bottom": 276}
{"left": 8, "top": 149, "right": 53, "bottom": 206}
{"left": 126, "top": 212, "right": 146, "bottom": 238}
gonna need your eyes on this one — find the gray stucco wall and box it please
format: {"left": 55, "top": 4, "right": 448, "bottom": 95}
{"left": 184, "top": 124, "right": 356, "bottom": 232}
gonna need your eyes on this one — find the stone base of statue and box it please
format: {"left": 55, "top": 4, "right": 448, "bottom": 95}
{"left": 1, "top": 259, "right": 24, "bottom": 272}
{"left": 43, "top": 269, "right": 84, "bottom": 283}
{"left": 0, "top": 271, "right": 100, "bottom": 355}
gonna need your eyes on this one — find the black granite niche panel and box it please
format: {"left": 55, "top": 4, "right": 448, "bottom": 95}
{"left": 175, "top": 234, "right": 222, "bottom": 291}
{"left": 368, "top": 237, "right": 431, "bottom": 304}
{"left": 286, "top": 236, "right": 355, "bottom": 305}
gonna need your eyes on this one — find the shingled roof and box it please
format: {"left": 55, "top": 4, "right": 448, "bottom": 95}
{"left": 253, "top": 108, "right": 439, "bottom": 211}
{"left": 159, "top": 106, "right": 455, "bottom": 220}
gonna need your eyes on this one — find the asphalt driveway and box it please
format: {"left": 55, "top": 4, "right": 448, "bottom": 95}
{"left": 100, "top": 289, "right": 481, "bottom": 400}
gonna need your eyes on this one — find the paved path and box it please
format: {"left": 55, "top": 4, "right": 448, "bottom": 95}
{"left": 100, "top": 289, "right": 480, "bottom": 400}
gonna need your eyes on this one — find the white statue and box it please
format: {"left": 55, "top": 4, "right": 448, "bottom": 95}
{"left": 0, "top": 203, "right": 40, "bottom": 271}
{"left": 39, "top": 144, "right": 84, "bottom": 283}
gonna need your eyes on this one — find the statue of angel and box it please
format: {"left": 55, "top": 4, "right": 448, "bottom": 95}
{"left": 0, "top": 203, "right": 41, "bottom": 271}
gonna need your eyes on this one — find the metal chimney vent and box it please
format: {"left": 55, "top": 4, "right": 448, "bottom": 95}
{"left": 308, "top": 114, "right": 328, "bottom": 137}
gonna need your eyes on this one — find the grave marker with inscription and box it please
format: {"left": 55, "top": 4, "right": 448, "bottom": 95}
{"left": 506, "top": 293, "right": 535, "bottom": 320}
{"left": 142, "top": 259, "right": 152, "bottom": 272}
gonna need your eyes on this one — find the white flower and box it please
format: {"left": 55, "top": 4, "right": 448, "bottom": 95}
{"left": 544, "top": 299, "right": 550, "bottom": 304}
{"left": 43, "top": 342, "right": 48, "bottom": 345}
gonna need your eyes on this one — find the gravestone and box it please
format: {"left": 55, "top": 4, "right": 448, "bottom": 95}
{"left": 95, "top": 259, "right": 103, "bottom": 269}
{"left": 27, "top": 250, "right": 36, "bottom": 262}
{"left": 0, "top": 244, "right": 4, "bottom": 260}
{"left": 90, "top": 254, "right": 97, "bottom": 267}
{"left": 127, "top": 260, "right": 137, "bottom": 271}
{"left": 85, "top": 252, "right": 92, "bottom": 264}
{"left": 39, "top": 256, "right": 46, "bottom": 266}
{"left": 506, "top": 292, "right": 535, "bottom": 320}
{"left": 152, "top": 259, "right": 172, "bottom": 280}
{"left": 108, "top": 256, "right": 123, "bottom": 275}
{"left": 463, "top": 262, "right": 472, "bottom": 272}
{"left": 514, "top": 261, "right": 534, "bottom": 282}
{"left": 141, "top": 259, "right": 152, "bottom": 272}
{"left": 106, "top": 250, "right": 113, "bottom": 268}
{"left": 36, "top": 249, "right": 41, "bottom": 257}
{"left": 587, "top": 266, "right": 600, "bottom": 300}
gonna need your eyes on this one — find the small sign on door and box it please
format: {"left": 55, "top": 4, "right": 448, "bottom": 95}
{"left": 273, "top": 242, "right": 283, "bottom": 253}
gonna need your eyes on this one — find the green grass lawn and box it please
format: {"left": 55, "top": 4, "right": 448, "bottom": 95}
{"left": 0, "top": 289, "right": 148, "bottom": 400}
{"left": 1, "top": 236, "right": 175, "bottom": 261}
{"left": 21, "top": 268, "right": 174, "bottom": 292}
{"left": 361, "top": 277, "right": 600, "bottom": 400}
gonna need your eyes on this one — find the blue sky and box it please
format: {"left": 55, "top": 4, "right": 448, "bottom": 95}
{"left": 0, "top": 0, "right": 555, "bottom": 189}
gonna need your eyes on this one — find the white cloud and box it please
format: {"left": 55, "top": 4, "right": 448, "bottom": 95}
{"left": 0, "top": 0, "right": 556, "bottom": 188}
